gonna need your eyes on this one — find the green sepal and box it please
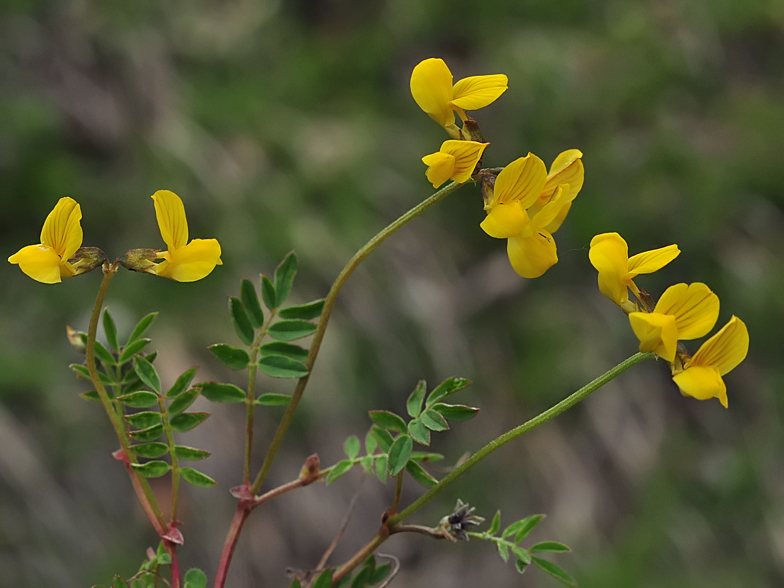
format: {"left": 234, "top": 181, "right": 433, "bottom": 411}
{"left": 168, "top": 388, "right": 200, "bottom": 416}
{"left": 209, "top": 344, "right": 251, "bottom": 371}
{"left": 375, "top": 454, "right": 388, "bottom": 483}
{"left": 531, "top": 557, "right": 576, "bottom": 587}
{"left": 410, "top": 451, "right": 444, "bottom": 462}
{"left": 129, "top": 424, "right": 164, "bottom": 441}
{"left": 103, "top": 308, "right": 119, "bottom": 351}
{"left": 405, "top": 460, "right": 437, "bottom": 488}
{"left": 259, "top": 341, "right": 309, "bottom": 362}
{"left": 344, "top": 435, "right": 360, "bottom": 459}
{"left": 131, "top": 442, "right": 169, "bottom": 459}
{"left": 199, "top": 382, "right": 246, "bottom": 403}
{"left": 368, "top": 410, "right": 407, "bottom": 433}
{"left": 94, "top": 341, "right": 116, "bottom": 367}
{"left": 425, "top": 377, "right": 472, "bottom": 407}
{"left": 80, "top": 390, "right": 101, "bottom": 402}
{"left": 127, "top": 313, "right": 157, "bottom": 347}
{"left": 420, "top": 408, "right": 449, "bottom": 431}
{"left": 119, "top": 338, "right": 151, "bottom": 364}
{"left": 261, "top": 275, "right": 276, "bottom": 310}
{"left": 229, "top": 297, "right": 255, "bottom": 346}
{"left": 268, "top": 319, "right": 317, "bottom": 342}
{"left": 432, "top": 403, "right": 479, "bottom": 421}
{"left": 166, "top": 367, "right": 199, "bottom": 399}
{"left": 289, "top": 580, "right": 301, "bottom": 588}
{"left": 407, "top": 418, "right": 430, "bottom": 446}
{"left": 312, "top": 568, "right": 332, "bottom": 588}
{"left": 124, "top": 411, "right": 162, "bottom": 429}
{"left": 489, "top": 510, "right": 501, "bottom": 535}
{"left": 370, "top": 426, "right": 393, "bottom": 452}
{"left": 255, "top": 393, "right": 292, "bottom": 406}
{"left": 326, "top": 459, "right": 354, "bottom": 485}
{"left": 131, "top": 460, "right": 170, "bottom": 478}
{"left": 174, "top": 445, "right": 211, "bottom": 461}
{"left": 183, "top": 569, "right": 208, "bottom": 588}
{"left": 279, "top": 299, "right": 325, "bottom": 320}
{"left": 181, "top": 467, "right": 217, "bottom": 487}
{"left": 133, "top": 356, "right": 161, "bottom": 395}
{"left": 170, "top": 412, "right": 210, "bottom": 433}
{"left": 117, "top": 391, "right": 159, "bottom": 408}
{"left": 274, "top": 251, "right": 298, "bottom": 306}
{"left": 240, "top": 279, "right": 264, "bottom": 328}
{"left": 514, "top": 514, "right": 546, "bottom": 543}
{"left": 258, "top": 354, "right": 309, "bottom": 379}
{"left": 406, "top": 380, "right": 426, "bottom": 418}
{"left": 530, "top": 542, "right": 570, "bottom": 553}
{"left": 387, "top": 434, "right": 413, "bottom": 476}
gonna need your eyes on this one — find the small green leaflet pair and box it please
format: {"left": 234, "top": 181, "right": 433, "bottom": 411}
{"left": 91, "top": 542, "right": 207, "bottom": 588}
{"left": 289, "top": 555, "right": 391, "bottom": 588}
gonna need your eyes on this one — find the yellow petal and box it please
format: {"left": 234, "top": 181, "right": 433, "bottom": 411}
{"left": 40, "top": 197, "right": 83, "bottom": 260}
{"left": 441, "top": 140, "right": 489, "bottom": 183}
{"left": 654, "top": 282, "right": 719, "bottom": 340}
{"left": 530, "top": 184, "right": 569, "bottom": 231}
{"left": 422, "top": 151, "right": 456, "bottom": 189}
{"left": 540, "top": 150, "right": 584, "bottom": 205}
{"left": 506, "top": 230, "right": 558, "bottom": 279}
{"left": 450, "top": 74, "right": 508, "bottom": 110}
{"left": 627, "top": 244, "right": 680, "bottom": 277}
{"left": 410, "top": 58, "right": 455, "bottom": 129}
{"left": 8, "top": 244, "right": 65, "bottom": 284}
{"left": 480, "top": 202, "right": 529, "bottom": 239}
{"left": 543, "top": 202, "right": 571, "bottom": 234}
{"left": 690, "top": 316, "right": 749, "bottom": 376}
{"left": 152, "top": 190, "right": 189, "bottom": 251}
{"left": 154, "top": 238, "right": 222, "bottom": 282}
{"left": 629, "top": 311, "right": 679, "bottom": 362}
{"left": 589, "top": 233, "right": 630, "bottom": 306}
{"left": 491, "top": 154, "right": 547, "bottom": 209}
{"left": 672, "top": 366, "right": 728, "bottom": 408}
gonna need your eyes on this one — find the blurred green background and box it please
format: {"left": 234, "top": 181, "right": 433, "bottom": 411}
{"left": 1, "top": 0, "right": 783, "bottom": 586}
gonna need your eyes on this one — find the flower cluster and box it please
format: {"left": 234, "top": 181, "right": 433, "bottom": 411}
{"left": 9, "top": 191, "right": 222, "bottom": 284}
{"left": 411, "top": 58, "right": 583, "bottom": 279}
{"left": 590, "top": 233, "right": 749, "bottom": 408}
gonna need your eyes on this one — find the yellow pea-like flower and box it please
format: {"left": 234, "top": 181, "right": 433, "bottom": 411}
{"left": 422, "top": 140, "right": 489, "bottom": 188}
{"left": 672, "top": 316, "right": 749, "bottom": 409}
{"left": 410, "top": 58, "right": 508, "bottom": 138}
{"left": 628, "top": 283, "right": 719, "bottom": 362}
{"left": 589, "top": 232, "right": 680, "bottom": 312}
{"left": 151, "top": 190, "right": 222, "bottom": 282}
{"left": 8, "top": 197, "right": 83, "bottom": 284}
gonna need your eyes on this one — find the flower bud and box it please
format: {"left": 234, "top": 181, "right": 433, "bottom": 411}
{"left": 118, "top": 249, "right": 159, "bottom": 274}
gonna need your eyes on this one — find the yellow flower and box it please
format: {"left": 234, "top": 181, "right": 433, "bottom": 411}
{"left": 422, "top": 140, "right": 489, "bottom": 188}
{"left": 589, "top": 233, "right": 680, "bottom": 312}
{"left": 151, "top": 190, "right": 222, "bottom": 282}
{"left": 410, "top": 58, "right": 508, "bottom": 138}
{"left": 479, "top": 151, "right": 582, "bottom": 279}
{"left": 672, "top": 316, "right": 748, "bottom": 409}
{"left": 628, "top": 283, "right": 719, "bottom": 362}
{"left": 8, "top": 197, "right": 83, "bottom": 284}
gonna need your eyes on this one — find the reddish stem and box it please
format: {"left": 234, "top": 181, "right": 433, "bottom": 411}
{"left": 214, "top": 503, "right": 252, "bottom": 588}
{"left": 166, "top": 541, "right": 181, "bottom": 588}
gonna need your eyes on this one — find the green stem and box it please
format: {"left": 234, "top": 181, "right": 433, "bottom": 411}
{"left": 389, "top": 351, "right": 655, "bottom": 525}
{"left": 390, "top": 472, "right": 404, "bottom": 516}
{"left": 250, "top": 180, "right": 464, "bottom": 495}
{"left": 159, "top": 397, "right": 180, "bottom": 523}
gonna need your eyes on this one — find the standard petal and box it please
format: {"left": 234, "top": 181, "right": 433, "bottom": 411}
{"left": 442, "top": 140, "right": 488, "bottom": 183}
{"left": 627, "top": 244, "right": 680, "bottom": 276}
{"left": 629, "top": 311, "right": 679, "bottom": 362}
{"left": 450, "top": 74, "right": 508, "bottom": 110}
{"left": 655, "top": 282, "right": 719, "bottom": 340}
{"left": 152, "top": 190, "right": 189, "bottom": 251}
{"left": 480, "top": 202, "right": 528, "bottom": 239}
{"left": 410, "top": 58, "right": 455, "bottom": 129}
{"left": 589, "top": 233, "right": 630, "bottom": 306}
{"left": 506, "top": 230, "right": 558, "bottom": 279}
{"left": 422, "top": 151, "right": 456, "bottom": 189}
{"left": 40, "top": 197, "right": 83, "bottom": 260}
{"left": 690, "top": 316, "right": 749, "bottom": 376}
{"left": 8, "top": 244, "right": 64, "bottom": 284}
{"left": 492, "top": 154, "right": 547, "bottom": 209}
{"left": 154, "top": 238, "right": 222, "bottom": 282}
{"left": 672, "top": 366, "right": 728, "bottom": 408}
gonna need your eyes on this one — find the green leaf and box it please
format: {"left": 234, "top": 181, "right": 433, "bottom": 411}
{"left": 530, "top": 541, "right": 571, "bottom": 554}
{"left": 375, "top": 455, "right": 388, "bottom": 483}
{"left": 131, "top": 442, "right": 169, "bottom": 459}
{"left": 360, "top": 455, "right": 373, "bottom": 474}
{"left": 133, "top": 356, "right": 161, "bottom": 395}
{"left": 387, "top": 434, "right": 413, "bottom": 476}
{"left": 497, "top": 541, "right": 510, "bottom": 562}
{"left": 94, "top": 341, "right": 116, "bottom": 367}
{"left": 261, "top": 275, "right": 276, "bottom": 310}
{"left": 312, "top": 568, "right": 332, "bottom": 588}
{"left": 489, "top": 510, "right": 501, "bottom": 535}
{"left": 531, "top": 557, "right": 577, "bottom": 587}
{"left": 199, "top": 382, "right": 246, "bottom": 403}
{"left": 117, "top": 391, "right": 159, "bottom": 408}
{"left": 274, "top": 251, "right": 298, "bottom": 306}
{"left": 119, "top": 338, "right": 151, "bottom": 364}
{"left": 344, "top": 436, "right": 360, "bottom": 459}
{"left": 112, "top": 576, "right": 130, "bottom": 588}
{"left": 425, "top": 377, "right": 472, "bottom": 407}
{"left": 420, "top": 409, "right": 449, "bottom": 431}
{"left": 183, "top": 568, "right": 208, "bottom": 588}
{"left": 350, "top": 564, "right": 372, "bottom": 588}
{"left": 326, "top": 459, "right": 354, "bottom": 485}
{"left": 512, "top": 546, "right": 532, "bottom": 565}
{"left": 174, "top": 445, "right": 211, "bottom": 461}
{"left": 410, "top": 451, "right": 444, "bottom": 463}
{"left": 170, "top": 412, "right": 210, "bottom": 433}
{"left": 259, "top": 341, "right": 309, "bottom": 362}
{"left": 129, "top": 424, "right": 164, "bottom": 442}
{"left": 405, "top": 460, "right": 437, "bottom": 488}
{"left": 432, "top": 403, "right": 479, "bottom": 421}
{"left": 279, "top": 299, "right": 325, "bottom": 320}
{"left": 368, "top": 410, "right": 407, "bottom": 433}
{"left": 370, "top": 426, "right": 393, "bottom": 452}
{"left": 127, "top": 313, "right": 157, "bottom": 346}
{"left": 166, "top": 367, "right": 199, "bottom": 399}
{"left": 124, "top": 411, "right": 162, "bottom": 429}
{"left": 131, "top": 461, "right": 170, "bottom": 478}
{"left": 268, "top": 320, "right": 317, "bottom": 342}
{"left": 407, "top": 418, "right": 430, "bottom": 446}
{"left": 369, "top": 562, "right": 391, "bottom": 585}
{"left": 240, "top": 279, "right": 264, "bottom": 328}
{"left": 364, "top": 429, "right": 378, "bottom": 455}
{"left": 514, "top": 514, "right": 546, "bottom": 543}
{"left": 406, "top": 380, "right": 426, "bottom": 418}
{"left": 80, "top": 390, "right": 101, "bottom": 402}
{"left": 515, "top": 557, "right": 529, "bottom": 575}
{"left": 181, "top": 467, "right": 217, "bottom": 487}
{"left": 255, "top": 393, "right": 292, "bottom": 406}
{"left": 258, "top": 354, "right": 309, "bottom": 379}
{"left": 209, "top": 344, "right": 250, "bottom": 371}
{"left": 103, "top": 309, "right": 119, "bottom": 351}
{"left": 289, "top": 580, "right": 301, "bottom": 588}
{"left": 168, "top": 388, "right": 200, "bottom": 416}
{"left": 229, "top": 297, "right": 255, "bottom": 346}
